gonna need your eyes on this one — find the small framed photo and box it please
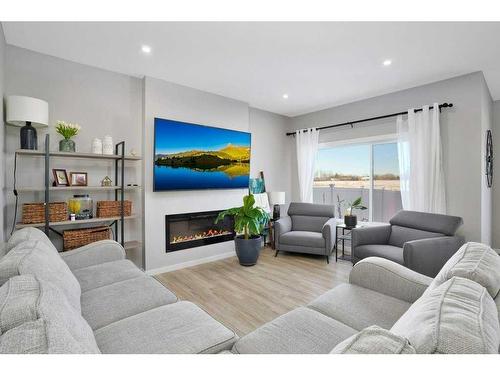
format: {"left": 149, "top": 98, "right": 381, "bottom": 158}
{"left": 70, "top": 172, "right": 88, "bottom": 186}
{"left": 52, "top": 169, "right": 69, "bottom": 186}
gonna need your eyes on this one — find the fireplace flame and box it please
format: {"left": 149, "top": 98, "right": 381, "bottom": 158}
{"left": 171, "top": 229, "right": 232, "bottom": 244}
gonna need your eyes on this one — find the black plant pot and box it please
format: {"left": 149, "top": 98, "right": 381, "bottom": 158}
{"left": 234, "top": 235, "right": 262, "bottom": 266}
{"left": 344, "top": 215, "right": 357, "bottom": 228}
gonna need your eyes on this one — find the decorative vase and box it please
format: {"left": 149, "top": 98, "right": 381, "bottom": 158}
{"left": 344, "top": 215, "right": 357, "bottom": 228}
{"left": 59, "top": 138, "right": 76, "bottom": 152}
{"left": 103, "top": 135, "right": 114, "bottom": 155}
{"left": 92, "top": 138, "right": 103, "bottom": 154}
{"left": 234, "top": 235, "right": 262, "bottom": 266}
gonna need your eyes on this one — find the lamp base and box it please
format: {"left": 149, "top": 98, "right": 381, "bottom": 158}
{"left": 273, "top": 204, "right": 281, "bottom": 220}
{"left": 20, "top": 122, "right": 38, "bottom": 150}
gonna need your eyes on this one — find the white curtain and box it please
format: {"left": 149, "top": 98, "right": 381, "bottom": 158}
{"left": 397, "top": 104, "right": 446, "bottom": 213}
{"left": 296, "top": 128, "right": 319, "bottom": 203}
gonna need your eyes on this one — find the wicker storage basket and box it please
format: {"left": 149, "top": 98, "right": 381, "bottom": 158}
{"left": 63, "top": 226, "right": 112, "bottom": 251}
{"left": 22, "top": 202, "right": 68, "bottom": 224}
{"left": 96, "top": 200, "right": 132, "bottom": 218}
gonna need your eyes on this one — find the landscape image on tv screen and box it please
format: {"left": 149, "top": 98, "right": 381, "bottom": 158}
{"left": 154, "top": 118, "right": 251, "bottom": 191}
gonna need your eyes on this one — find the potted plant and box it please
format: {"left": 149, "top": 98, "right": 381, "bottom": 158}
{"left": 56, "top": 120, "right": 81, "bottom": 152}
{"left": 215, "top": 194, "right": 270, "bottom": 266}
{"left": 344, "top": 196, "right": 367, "bottom": 228}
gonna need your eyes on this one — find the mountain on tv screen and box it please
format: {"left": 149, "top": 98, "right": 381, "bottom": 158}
{"left": 154, "top": 118, "right": 251, "bottom": 191}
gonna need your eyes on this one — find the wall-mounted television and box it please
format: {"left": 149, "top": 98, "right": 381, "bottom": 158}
{"left": 154, "top": 118, "right": 251, "bottom": 191}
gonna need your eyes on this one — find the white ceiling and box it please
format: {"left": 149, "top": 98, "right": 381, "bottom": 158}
{"left": 3, "top": 22, "right": 500, "bottom": 117}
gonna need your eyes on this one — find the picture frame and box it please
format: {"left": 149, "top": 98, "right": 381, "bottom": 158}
{"left": 70, "top": 172, "right": 88, "bottom": 186}
{"left": 52, "top": 169, "right": 69, "bottom": 186}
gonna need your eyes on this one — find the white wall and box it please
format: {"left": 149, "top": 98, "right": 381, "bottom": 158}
{"left": 4, "top": 46, "right": 143, "bottom": 264}
{"left": 0, "top": 25, "right": 5, "bottom": 243}
{"left": 289, "top": 72, "right": 487, "bottom": 242}
{"left": 143, "top": 77, "right": 248, "bottom": 273}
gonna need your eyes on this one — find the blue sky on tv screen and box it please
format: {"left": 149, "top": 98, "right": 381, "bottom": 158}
{"left": 155, "top": 118, "right": 251, "bottom": 154}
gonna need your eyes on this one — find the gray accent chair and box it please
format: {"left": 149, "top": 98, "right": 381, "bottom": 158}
{"left": 352, "top": 210, "right": 464, "bottom": 277}
{"left": 274, "top": 202, "right": 336, "bottom": 263}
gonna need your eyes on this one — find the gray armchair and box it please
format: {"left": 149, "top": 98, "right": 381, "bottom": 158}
{"left": 274, "top": 202, "right": 336, "bottom": 263}
{"left": 351, "top": 210, "right": 464, "bottom": 277}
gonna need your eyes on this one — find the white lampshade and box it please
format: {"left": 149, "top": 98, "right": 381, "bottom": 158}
{"left": 6, "top": 96, "right": 49, "bottom": 128}
{"left": 268, "top": 191, "right": 285, "bottom": 205}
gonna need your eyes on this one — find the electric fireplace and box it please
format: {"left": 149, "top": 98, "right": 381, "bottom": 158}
{"left": 165, "top": 210, "right": 235, "bottom": 252}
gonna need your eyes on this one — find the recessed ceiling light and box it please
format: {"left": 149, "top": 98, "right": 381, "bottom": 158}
{"left": 282, "top": 94, "right": 289, "bottom": 99}
{"left": 141, "top": 45, "right": 152, "bottom": 54}
{"left": 383, "top": 59, "right": 392, "bottom": 66}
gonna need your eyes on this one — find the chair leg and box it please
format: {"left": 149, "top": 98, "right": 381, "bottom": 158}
{"left": 274, "top": 250, "right": 279, "bottom": 257}
{"left": 326, "top": 255, "right": 330, "bottom": 264}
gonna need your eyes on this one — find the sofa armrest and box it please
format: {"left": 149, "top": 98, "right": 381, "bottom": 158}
{"left": 349, "top": 257, "right": 432, "bottom": 303}
{"left": 322, "top": 218, "right": 337, "bottom": 252}
{"left": 351, "top": 225, "right": 391, "bottom": 249}
{"left": 60, "top": 240, "right": 126, "bottom": 270}
{"left": 274, "top": 216, "right": 292, "bottom": 249}
{"left": 403, "top": 236, "right": 465, "bottom": 277}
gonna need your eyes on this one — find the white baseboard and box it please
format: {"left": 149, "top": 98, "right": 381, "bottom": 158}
{"left": 146, "top": 250, "right": 236, "bottom": 275}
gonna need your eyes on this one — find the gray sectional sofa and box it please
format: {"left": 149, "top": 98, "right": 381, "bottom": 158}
{"left": 0, "top": 228, "right": 237, "bottom": 354}
{"left": 233, "top": 242, "right": 500, "bottom": 354}
{"left": 2, "top": 227, "right": 500, "bottom": 354}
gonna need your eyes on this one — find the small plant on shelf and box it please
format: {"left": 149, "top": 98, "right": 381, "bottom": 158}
{"left": 55, "top": 120, "right": 81, "bottom": 152}
{"left": 215, "top": 194, "right": 270, "bottom": 266}
{"left": 344, "top": 196, "right": 367, "bottom": 228}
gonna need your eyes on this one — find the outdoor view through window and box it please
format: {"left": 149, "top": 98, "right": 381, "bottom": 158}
{"left": 314, "top": 141, "right": 402, "bottom": 222}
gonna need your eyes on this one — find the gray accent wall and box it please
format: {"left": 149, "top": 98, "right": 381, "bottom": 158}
{"left": 493, "top": 100, "right": 500, "bottom": 248}
{"left": 289, "top": 72, "right": 490, "bottom": 243}
{"left": 4, "top": 46, "right": 144, "bottom": 265}
{"left": 0, "top": 25, "right": 5, "bottom": 243}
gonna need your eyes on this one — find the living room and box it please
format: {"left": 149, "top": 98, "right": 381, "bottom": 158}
{"left": 1, "top": 0, "right": 500, "bottom": 370}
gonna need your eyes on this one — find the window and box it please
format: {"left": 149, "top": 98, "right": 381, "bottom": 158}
{"left": 314, "top": 138, "right": 402, "bottom": 222}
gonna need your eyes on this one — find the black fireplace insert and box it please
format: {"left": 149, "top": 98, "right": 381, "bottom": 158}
{"left": 165, "top": 210, "right": 235, "bottom": 252}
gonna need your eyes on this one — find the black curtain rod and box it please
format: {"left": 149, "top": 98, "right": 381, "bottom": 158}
{"left": 286, "top": 102, "right": 454, "bottom": 136}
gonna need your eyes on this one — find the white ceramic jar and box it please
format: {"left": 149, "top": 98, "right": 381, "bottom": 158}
{"left": 102, "top": 136, "right": 114, "bottom": 155}
{"left": 91, "top": 138, "right": 103, "bottom": 154}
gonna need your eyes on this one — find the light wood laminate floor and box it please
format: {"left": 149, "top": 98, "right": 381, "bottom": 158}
{"left": 155, "top": 247, "right": 352, "bottom": 337}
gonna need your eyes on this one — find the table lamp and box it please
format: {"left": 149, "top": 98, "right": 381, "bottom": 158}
{"left": 6, "top": 96, "right": 49, "bottom": 150}
{"left": 268, "top": 191, "right": 285, "bottom": 220}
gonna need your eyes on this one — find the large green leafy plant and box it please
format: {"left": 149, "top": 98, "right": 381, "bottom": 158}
{"left": 215, "top": 194, "right": 270, "bottom": 240}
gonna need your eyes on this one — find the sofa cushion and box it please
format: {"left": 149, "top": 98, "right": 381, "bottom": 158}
{"left": 331, "top": 325, "right": 415, "bottom": 354}
{"left": 94, "top": 301, "right": 237, "bottom": 354}
{"left": 354, "top": 244, "right": 404, "bottom": 264}
{"left": 232, "top": 307, "right": 357, "bottom": 354}
{"left": 0, "top": 275, "right": 38, "bottom": 333}
{"left": 308, "top": 283, "right": 411, "bottom": 331}
{"left": 72, "top": 259, "right": 144, "bottom": 292}
{"left": 81, "top": 276, "right": 177, "bottom": 330}
{"left": 389, "top": 210, "right": 463, "bottom": 236}
{"left": 6, "top": 227, "right": 56, "bottom": 253}
{"left": 0, "top": 319, "right": 99, "bottom": 354}
{"left": 0, "top": 275, "right": 99, "bottom": 354}
{"left": 388, "top": 225, "right": 443, "bottom": 248}
{"left": 0, "top": 240, "right": 81, "bottom": 312}
{"left": 291, "top": 215, "right": 330, "bottom": 232}
{"left": 429, "top": 242, "right": 500, "bottom": 298}
{"left": 279, "top": 231, "right": 325, "bottom": 248}
{"left": 391, "top": 277, "right": 499, "bottom": 354}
